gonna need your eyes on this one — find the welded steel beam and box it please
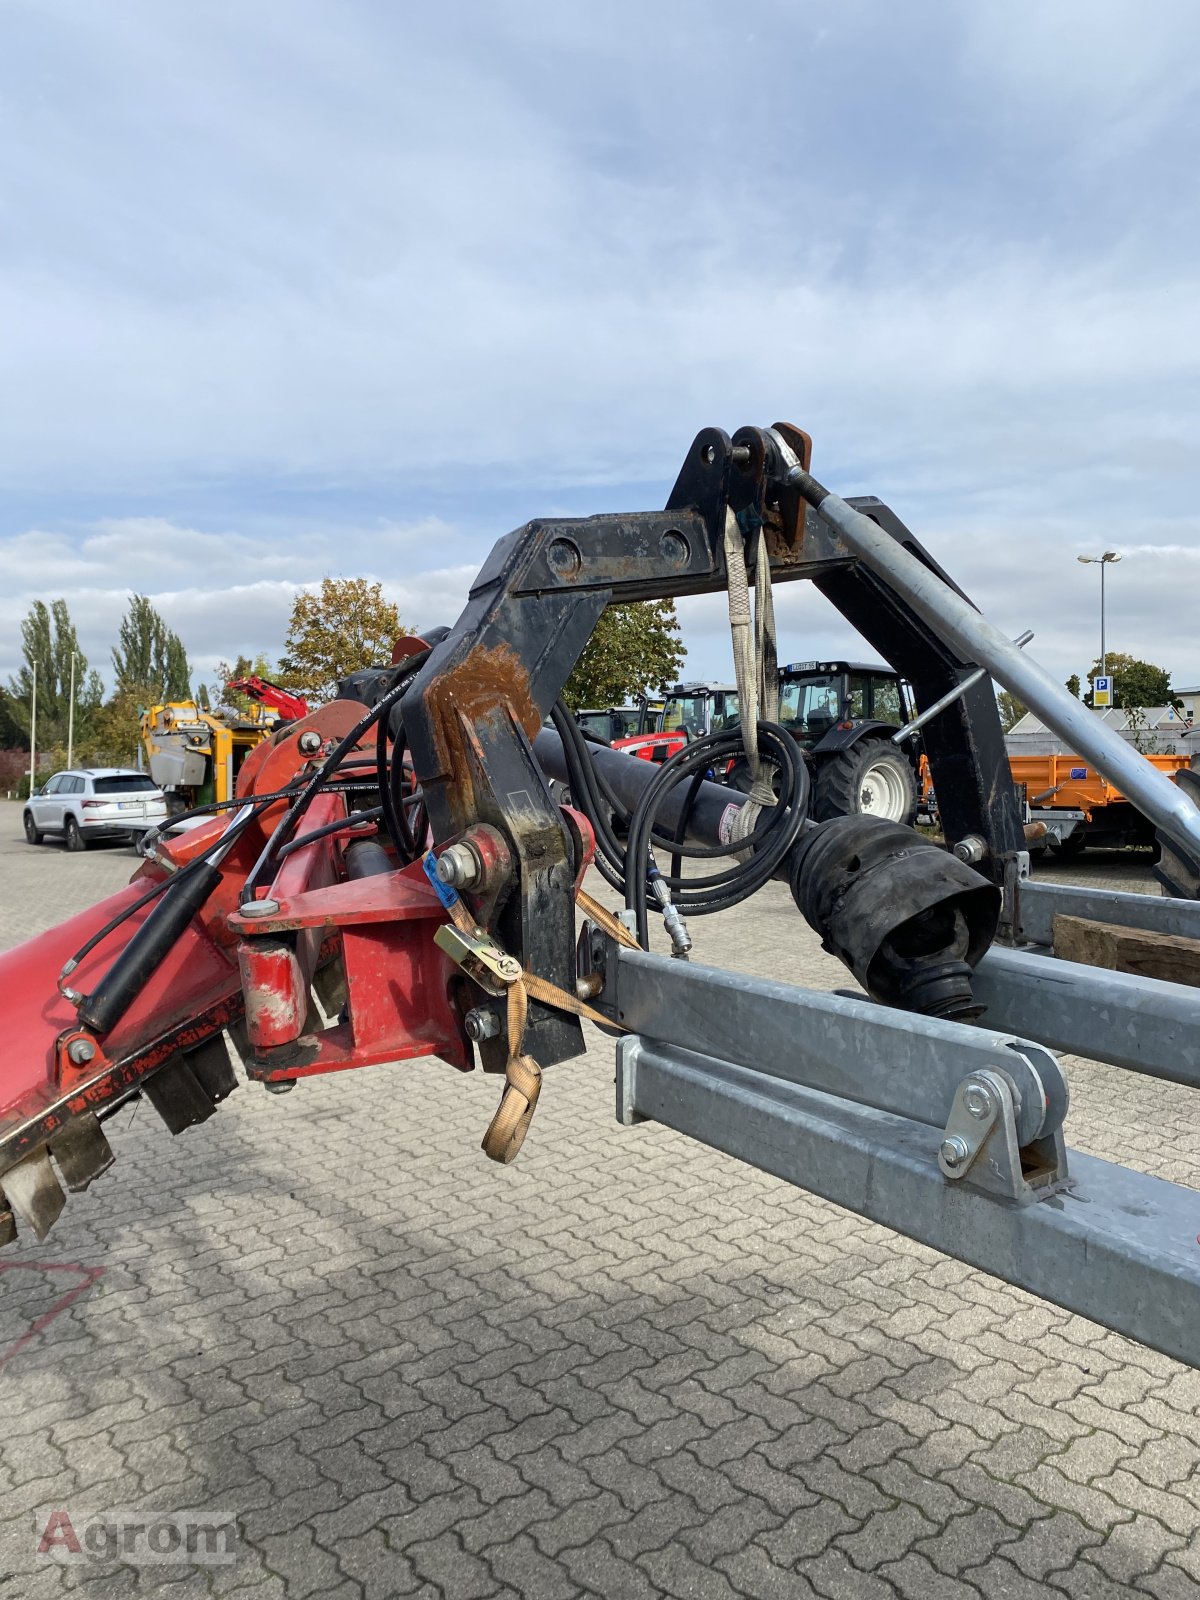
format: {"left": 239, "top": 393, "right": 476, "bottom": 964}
{"left": 609, "top": 948, "right": 1066, "bottom": 1145}
{"left": 973, "top": 944, "right": 1200, "bottom": 1090}
{"left": 1017, "top": 879, "right": 1200, "bottom": 947}
{"left": 617, "top": 1032, "right": 1200, "bottom": 1368}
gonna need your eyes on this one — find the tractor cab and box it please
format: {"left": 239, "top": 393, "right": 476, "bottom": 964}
{"left": 778, "top": 661, "right": 913, "bottom": 745}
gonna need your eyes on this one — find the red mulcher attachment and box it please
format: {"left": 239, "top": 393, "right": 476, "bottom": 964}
{"left": 0, "top": 693, "right": 477, "bottom": 1246}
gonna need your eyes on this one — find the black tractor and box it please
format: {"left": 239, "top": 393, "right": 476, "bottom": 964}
{"left": 728, "top": 660, "right": 921, "bottom": 825}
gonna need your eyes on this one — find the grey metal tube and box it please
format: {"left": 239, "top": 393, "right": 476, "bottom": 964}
{"left": 789, "top": 468, "right": 1200, "bottom": 862}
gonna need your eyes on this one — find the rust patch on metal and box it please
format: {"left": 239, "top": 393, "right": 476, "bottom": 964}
{"left": 763, "top": 421, "right": 814, "bottom": 565}
{"left": 424, "top": 642, "right": 539, "bottom": 800}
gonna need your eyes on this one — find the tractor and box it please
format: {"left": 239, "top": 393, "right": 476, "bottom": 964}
{"left": 727, "top": 659, "right": 921, "bottom": 824}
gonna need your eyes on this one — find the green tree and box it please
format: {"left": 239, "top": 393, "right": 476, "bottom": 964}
{"left": 6, "top": 599, "right": 103, "bottom": 749}
{"left": 279, "top": 578, "right": 404, "bottom": 702}
{"left": 111, "top": 594, "right": 191, "bottom": 703}
{"left": 0, "top": 687, "right": 28, "bottom": 749}
{"left": 1065, "top": 674, "right": 1081, "bottom": 699}
{"left": 562, "top": 600, "right": 685, "bottom": 710}
{"left": 1082, "top": 653, "right": 1171, "bottom": 710}
{"left": 996, "top": 689, "right": 1029, "bottom": 732}
{"left": 76, "top": 692, "right": 144, "bottom": 769}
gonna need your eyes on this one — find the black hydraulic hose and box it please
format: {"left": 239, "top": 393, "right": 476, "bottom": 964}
{"left": 375, "top": 652, "right": 432, "bottom": 864}
{"left": 275, "top": 806, "right": 385, "bottom": 860}
{"left": 622, "top": 723, "right": 809, "bottom": 946}
{"left": 242, "top": 655, "right": 429, "bottom": 904}
{"left": 539, "top": 714, "right": 809, "bottom": 947}
{"left": 59, "top": 852, "right": 212, "bottom": 993}
{"left": 77, "top": 861, "right": 228, "bottom": 1035}
{"left": 72, "top": 800, "right": 271, "bottom": 1035}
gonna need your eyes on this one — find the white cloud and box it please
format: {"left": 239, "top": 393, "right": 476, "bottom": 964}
{"left": 1, "top": 0, "right": 1198, "bottom": 699}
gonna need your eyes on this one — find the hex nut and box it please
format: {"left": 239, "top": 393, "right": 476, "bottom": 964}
{"left": 940, "top": 1135, "right": 969, "bottom": 1169}
{"left": 465, "top": 1008, "right": 501, "bottom": 1042}
{"left": 67, "top": 1037, "right": 96, "bottom": 1065}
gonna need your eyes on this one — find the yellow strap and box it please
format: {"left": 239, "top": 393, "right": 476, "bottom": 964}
{"left": 479, "top": 886, "right": 632, "bottom": 1163}
{"left": 575, "top": 886, "right": 641, "bottom": 949}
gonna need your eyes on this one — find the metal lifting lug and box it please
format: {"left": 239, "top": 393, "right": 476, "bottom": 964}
{"left": 433, "top": 923, "right": 522, "bottom": 996}
{"left": 938, "top": 1068, "right": 1068, "bottom": 1203}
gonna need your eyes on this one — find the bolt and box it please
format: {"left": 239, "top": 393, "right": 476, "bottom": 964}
{"left": 963, "top": 1082, "right": 993, "bottom": 1120}
{"left": 953, "top": 835, "right": 987, "bottom": 865}
{"left": 261, "top": 1079, "right": 295, "bottom": 1094}
{"left": 464, "top": 1007, "right": 501, "bottom": 1042}
{"left": 497, "top": 956, "right": 521, "bottom": 979}
{"left": 940, "top": 1135, "right": 970, "bottom": 1169}
{"left": 67, "top": 1037, "right": 96, "bottom": 1065}
{"left": 435, "top": 843, "right": 481, "bottom": 890}
{"left": 242, "top": 898, "right": 280, "bottom": 918}
{"left": 297, "top": 730, "right": 322, "bottom": 755}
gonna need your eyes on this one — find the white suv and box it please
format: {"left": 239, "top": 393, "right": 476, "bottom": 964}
{"left": 23, "top": 769, "right": 169, "bottom": 851}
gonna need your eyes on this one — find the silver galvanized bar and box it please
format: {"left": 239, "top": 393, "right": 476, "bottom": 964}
{"left": 788, "top": 468, "right": 1200, "bottom": 862}
{"left": 1018, "top": 879, "right": 1200, "bottom": 947}
{"left": 611, "top": 949, "right": 1067, "bottom": 1146}
{"left": 617, "top": 1037, "right": 1200, "bottom": 1369}
{"left": 973, "top": 944, "right": 1200, "bottom": 1090}
{"left": 891, "top": 630, "right": 1033, "bottom": 745}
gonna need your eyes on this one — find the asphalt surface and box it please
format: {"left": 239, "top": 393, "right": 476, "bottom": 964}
{"left": 0, "top": 807, "right": 1197, "bottom": 1598}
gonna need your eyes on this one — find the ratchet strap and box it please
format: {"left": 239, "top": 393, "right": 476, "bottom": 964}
{"left": 480, "top": 886, "right": 638, "bottom": 1164}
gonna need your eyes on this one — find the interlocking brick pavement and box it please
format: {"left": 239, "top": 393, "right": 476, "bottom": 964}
{"left": 0, "top": 806, "right": 1197, "bottom": 1597}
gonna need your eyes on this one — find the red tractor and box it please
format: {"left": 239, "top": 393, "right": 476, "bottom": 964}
{"left": 611, "top": 682, "right": 740, "bottom": 765}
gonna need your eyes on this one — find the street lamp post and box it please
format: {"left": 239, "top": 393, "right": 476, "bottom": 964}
{"left": 1076, "top": 550, "right": 1121, "bottom": 680}
{"left": 67, "top": 651, "right": 79, "bottom": 770}
{"left": 28, "top": 666, "right": 37, "bottom": 799}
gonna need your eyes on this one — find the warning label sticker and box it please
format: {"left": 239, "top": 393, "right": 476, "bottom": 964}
{"left": 718, "top": 802, "right": 741, "bottom": 847}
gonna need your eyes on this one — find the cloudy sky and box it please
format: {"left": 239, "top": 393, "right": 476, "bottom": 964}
{"left": 3, "top": 0, "right": 1200, "bottom": 695}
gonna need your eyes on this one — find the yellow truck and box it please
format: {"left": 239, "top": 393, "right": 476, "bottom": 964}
{"left": 139, "top": 700, "right": 279, "bottom": 812}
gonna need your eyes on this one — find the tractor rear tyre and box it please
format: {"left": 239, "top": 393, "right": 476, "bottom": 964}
{"left": 813, "top": 740, "right": 917, "bottom": 825}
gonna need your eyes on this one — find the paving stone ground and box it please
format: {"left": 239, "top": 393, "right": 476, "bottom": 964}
{"left": 0, "top": 805, "right": 1197, "bottom": 1598}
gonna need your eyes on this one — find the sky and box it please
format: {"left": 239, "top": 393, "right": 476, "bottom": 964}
{"left": 3, "top": 0, "right": 1200, "bottom": 696}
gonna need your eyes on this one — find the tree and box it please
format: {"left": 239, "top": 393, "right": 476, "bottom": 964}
{"left": 996, "top": 689, "right": 1029, "bottom": 732}
{"left": 0, "top": 687, "right": 28, "bottom": 749}
{"left": 111, "top": 594, "right": 191, "bottom": 703}
{"left": 6, "top": 600, "right": 103, "bottom": 749}
{"left": 279, "top": 578, "right": 404, "bottom": 702}
{"left": 1082, "top": 653, "right": 1172, "bottom": 710}
{"left": 1065, "top": 674, "right": 1081, "bottom": 699}
{"left": 562, "top": 600, "right": 685, "bottom": 710}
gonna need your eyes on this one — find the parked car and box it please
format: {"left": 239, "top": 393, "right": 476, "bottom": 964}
{"left": 23, "top": 769, "right": 169, "bottom": 850}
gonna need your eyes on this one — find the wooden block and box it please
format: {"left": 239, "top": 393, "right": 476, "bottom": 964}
{"left": 1052, "top": 913, "right": 1200, "bottom": 989}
